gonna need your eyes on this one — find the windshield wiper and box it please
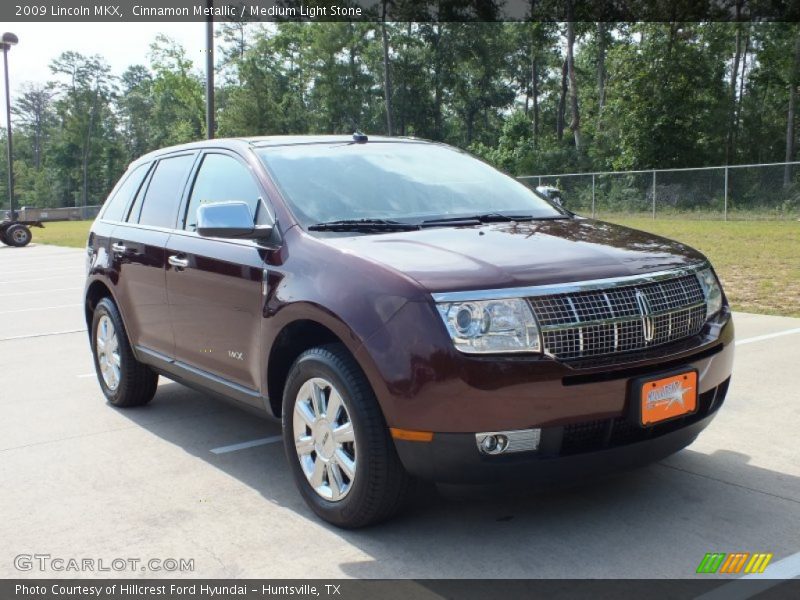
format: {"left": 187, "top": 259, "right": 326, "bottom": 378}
{"left": 308, "top": 218, "right": 420, "bottom": 232}
{"left": 420, "top": 213, "right": 535, "bottom": 226}
{"left": 421, "top": 213, "right": 570, "bottom": 226}
{"left": 309, "top": 213, "right": 569, "bottom": 232}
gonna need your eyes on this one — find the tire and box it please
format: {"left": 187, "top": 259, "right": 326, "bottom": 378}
{"left": 5, "top": 224, "right": 32, "bottom": 247}
{"left": 90, "top": 297, "right": 158, "bottom": 407}
{"left": 282, "top": 344, "right": 413, "bottom": 528}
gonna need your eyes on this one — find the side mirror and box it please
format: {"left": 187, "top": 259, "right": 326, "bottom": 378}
{"left": 196, "top": 201, "right": 274, "bottom": 241}
{"left": 535, "top": 185, "right": 565, "bottom": 208}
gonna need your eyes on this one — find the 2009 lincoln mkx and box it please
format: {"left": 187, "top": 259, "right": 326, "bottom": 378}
{"left": 84, "top": 135, "right": 733, "bottom": 527}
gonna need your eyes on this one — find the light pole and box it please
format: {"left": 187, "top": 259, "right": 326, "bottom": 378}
{"left": 205, "top": 1, "right": 214, "bottom": 140}
{"left": 2, "top": 32, "right": 18, "bottom": 219}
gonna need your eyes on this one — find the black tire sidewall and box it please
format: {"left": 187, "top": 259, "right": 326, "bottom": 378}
{"left": 282, "top": 348, "right": 381, "bottom": 527}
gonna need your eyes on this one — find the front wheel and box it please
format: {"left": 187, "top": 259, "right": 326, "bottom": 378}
{"left": 282, "top": 344, "right": 413, "bottom": 528}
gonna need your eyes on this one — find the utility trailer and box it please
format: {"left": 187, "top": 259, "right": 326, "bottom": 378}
{"left": 0, "top": 216, "right": 43, "bottom": 247}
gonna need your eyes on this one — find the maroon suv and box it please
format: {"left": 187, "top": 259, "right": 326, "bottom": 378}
{"left": 85, "top": 135, "right": 734, "bottom": 527}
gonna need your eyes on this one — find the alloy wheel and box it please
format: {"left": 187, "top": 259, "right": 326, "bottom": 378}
{"left": 96, "top": 314, "right": 121, "bottom": 391}
{"left": 293, "top": 377, "right": 357, "bottom": 501}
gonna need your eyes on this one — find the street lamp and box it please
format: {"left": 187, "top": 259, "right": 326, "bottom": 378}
{"left": 205, "top": 1, "right": 214, "bottom": 139}
{"left": 2, "top": 32, "right": 18, "bottom": 220}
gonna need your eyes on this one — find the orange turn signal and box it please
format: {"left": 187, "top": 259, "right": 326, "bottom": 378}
{"left": 390, "top": 428, "right": 434, "bottom": 442}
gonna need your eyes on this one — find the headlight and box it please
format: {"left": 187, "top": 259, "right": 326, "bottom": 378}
{"left": 696, "top": 267, "right": 723, "bottom": 318}
{"left": 436, "top": 298, "right": 541, "bottom": 354}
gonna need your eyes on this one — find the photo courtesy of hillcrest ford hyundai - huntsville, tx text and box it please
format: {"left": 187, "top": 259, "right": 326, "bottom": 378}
{"left": 83, "top": 135, "right": 733, "bottom": 528}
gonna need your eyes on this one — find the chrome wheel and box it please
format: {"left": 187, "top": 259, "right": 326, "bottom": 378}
{"left": 293, "top": 377, "right": 357, "bottom": 502}
{"left": 96, "top": 314, "right": 121, "bottom": 391}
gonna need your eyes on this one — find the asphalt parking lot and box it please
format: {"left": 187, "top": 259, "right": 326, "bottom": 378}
{"left": 1, "top": 243, "right": 799, "bottom": 580}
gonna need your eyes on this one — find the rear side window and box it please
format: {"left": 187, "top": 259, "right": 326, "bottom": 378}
{"left": 184, "top": 154, "right": 261, "bottom": 231}
{"left": 101, "top": 164, "right": 149, "bottom": 222}
{"left": 136, "top": 154, "right": 196, "bottom": 228}
{"left": 125, "top": 167, "right": 151, "bottom": 223}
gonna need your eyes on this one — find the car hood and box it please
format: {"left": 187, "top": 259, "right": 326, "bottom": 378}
{"left": 322, "top": 218, "right": 707, "bottom": 293}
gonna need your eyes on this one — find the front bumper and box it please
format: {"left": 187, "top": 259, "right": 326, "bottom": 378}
{"left": 357, "top": 300, "right": 734, "bottom": 483}
{"left": 360, "top": 305, "right": 734, "bottom": 434}
{"left": 395, "top": 377, "right": 729, "bottom": 484}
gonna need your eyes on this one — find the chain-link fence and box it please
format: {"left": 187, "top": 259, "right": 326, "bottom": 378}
{"left": 519, "top": 162, "right": 800, "bottom": 220}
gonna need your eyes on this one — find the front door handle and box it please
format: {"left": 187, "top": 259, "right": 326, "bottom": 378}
{"left": 168, "top": 255, "right": 190, "bottom": 269}
{"left": 111, "top": 242, "right": 126, "bottom": 254}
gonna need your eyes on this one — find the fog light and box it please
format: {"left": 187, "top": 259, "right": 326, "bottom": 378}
{"left": 479, "top": 434, "right": 508, "bottom": 455}
{"left": 476, "top": 429, "right": 541, "bottom": 455}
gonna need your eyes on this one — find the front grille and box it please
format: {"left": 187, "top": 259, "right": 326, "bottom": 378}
{"left": 529, "top": 273, "right": 706, "bottom": 360}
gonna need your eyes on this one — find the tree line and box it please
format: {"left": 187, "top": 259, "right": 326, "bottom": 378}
{"left": 2, "top": 21, "right": 800, "bottom": 209}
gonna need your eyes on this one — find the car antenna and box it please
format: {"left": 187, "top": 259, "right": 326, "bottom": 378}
{"left": 352, "top": 131, "right": 369, "bottom": 143}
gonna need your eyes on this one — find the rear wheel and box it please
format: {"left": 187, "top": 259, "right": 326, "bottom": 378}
{"left": 282, "top": 344, "right": 413, "bottom": 528}
{"left": 5, "top": 224, "right": 32, "bottom": 247}
{"left": 90, "top": 297, "right": 158, "bottom": 407}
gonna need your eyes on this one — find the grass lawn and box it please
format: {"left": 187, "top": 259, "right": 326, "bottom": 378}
{"left": 30, "top": 218, "right": 799, "bottom": 317}
{"left": 31, "top": 220, "right": 91, "bottom": 249}
{"left": 608, "top": 218, "right": 800, "bottom": 318}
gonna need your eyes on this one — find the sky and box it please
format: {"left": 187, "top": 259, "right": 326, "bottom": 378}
{"left": 0, "top": 22, "right": 211, "bottom": 124}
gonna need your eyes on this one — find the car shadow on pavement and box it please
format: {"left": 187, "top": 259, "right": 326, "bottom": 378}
{"left": 116, "top": 381, "right": 800, "bottom": 578}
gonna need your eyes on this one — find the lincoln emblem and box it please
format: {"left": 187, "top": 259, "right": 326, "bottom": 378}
{"left": 635, "top": 289, "right": 655, "bottom": 342}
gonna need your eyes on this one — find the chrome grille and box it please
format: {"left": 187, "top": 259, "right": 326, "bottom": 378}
{"left": 529, "top": 274, "right": 706, "bottom": 360}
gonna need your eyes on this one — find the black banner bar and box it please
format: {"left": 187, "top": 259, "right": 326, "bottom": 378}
{"left": 4, "top": 579, "right": 800, "bottom": 600}
{"left": 4, "top": 0, "right": 800, "bottom": 23}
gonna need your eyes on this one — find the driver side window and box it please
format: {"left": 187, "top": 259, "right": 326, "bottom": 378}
{"left": 184, "top": 154, "right": 261, "bottom": 231}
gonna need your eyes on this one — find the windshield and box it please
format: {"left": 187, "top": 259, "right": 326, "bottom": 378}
{"left": 256, "top": 142, "right": 563, "bottom": 228}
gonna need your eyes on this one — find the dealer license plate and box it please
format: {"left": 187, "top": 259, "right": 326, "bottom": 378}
{"left": 637, "top": 370, "right": 698, "bottom": 426}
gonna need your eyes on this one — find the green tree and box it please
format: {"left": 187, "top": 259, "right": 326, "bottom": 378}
{"left": 217, "top": 23, "right": 311, "bottom": 136}
{"left": 118, "top": 65, "right": 155, "bottom": 161}
{"left": 600, "top": 23, "right": 728, "bottom": 169}
{"left": 49, "top": 51, "right": 121, "bottom": 206}
{"left": 148, "top": 35, "right": 205, "bottom": 145}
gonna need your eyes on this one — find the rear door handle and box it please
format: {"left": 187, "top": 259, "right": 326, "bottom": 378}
{"left": 168, "top": 255, "right": 190, "bottom": 269}
{"left": 111, "top": 242, "right": 126, "bottom": 254}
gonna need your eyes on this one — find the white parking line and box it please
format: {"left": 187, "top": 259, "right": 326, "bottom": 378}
{"left": 0, "top": 258, "right": 81, "bottom": 267}
{"left": 0, "top": 304, "right": 82, "bottom": 315}
{"left": 742, "top": 549, "right": 800, "bottom": 580}
{"left": 735, "top": 328, "right": 800, "bottom": 346}
{"left": 0, "top": 250, "right": 81, "bottom": 258}
{"left": 77, "top": 373, "right": 96, "bottom": 378}
{"left": 0, "top": 275, "right": 80, "bottom": 283}
{"left": 210, "top": 435, "right": 282, "bottom": 454}
{"left": 695, "top": 550, "right": 800, "bottom": 599}
{"left": 0, "top": 329, "right": 85, "bottom": 342}
{"left": 0, "top": 267, "right": 83, "bottom": 276}
{"left": 0, "top": 287, "right": 82, "bottom": 297}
